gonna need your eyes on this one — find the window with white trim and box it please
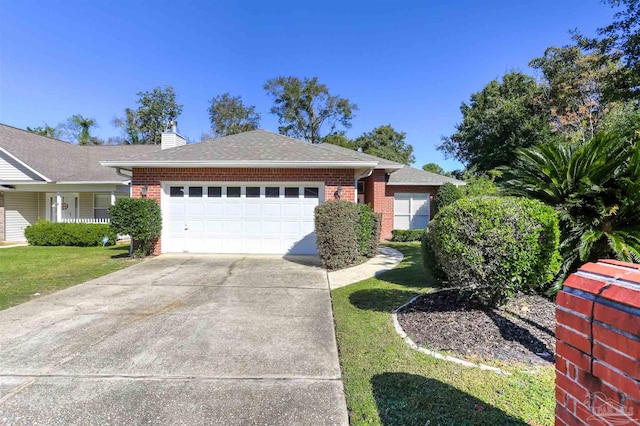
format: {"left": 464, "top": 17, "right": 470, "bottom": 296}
{"left": 94, "top": 194, "right": 111, "bottom": 219}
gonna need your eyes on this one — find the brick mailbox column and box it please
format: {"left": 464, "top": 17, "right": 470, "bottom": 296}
{"left": 555, "top": 260, "right": 640, "bottom": 425}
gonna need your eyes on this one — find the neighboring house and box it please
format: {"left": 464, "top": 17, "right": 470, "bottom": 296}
{"left": 0, "top": 124, "right": 158, "bottom": 242}
{"left": 101, "top": 129, "right": 463, "bottom": 255}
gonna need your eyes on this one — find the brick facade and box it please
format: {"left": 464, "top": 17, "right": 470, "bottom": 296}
{"left": 131, "top": 167, "right": 356, "bottom": 255}
{"left": 555, "top": 260, "right": 640, "bottom": 425}
{"left": 0, "top": 191, "right": 4, "bottom": 243}
{"left": 361, "top": 170, "right": 439, "bottom": 240}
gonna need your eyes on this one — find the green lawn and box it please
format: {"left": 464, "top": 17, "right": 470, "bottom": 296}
{"left": 332, "top": 242, "right": 555, "bottom": 426}
{"left": 0, "top": 244, "right": 140, "bottom": 310}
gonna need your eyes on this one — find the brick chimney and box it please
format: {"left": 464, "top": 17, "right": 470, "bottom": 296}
{"left": 161, "top": 120, "right": 186, "bottom": 150}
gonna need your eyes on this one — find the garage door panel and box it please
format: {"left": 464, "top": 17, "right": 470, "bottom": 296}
{"left": 225, "top": 221, "right": 242, "bottom": 233}
{"left": 263, "top": 204, "right": 282, "bottom": 216}
{"left": 225, "top": 203, "right": 242, "bottom": 216}
{"left": 205, "top": 204, "right": 223, "bottom": 215}
{"left": 393, "top": 192, "right": 430, "bottom": 231}
{"left": 164, "top": 184, "right": 321, "bottom": 254}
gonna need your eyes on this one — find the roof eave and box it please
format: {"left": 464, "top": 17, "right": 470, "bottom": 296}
{"left": 386, "top": 181, "right": 463, "bottom": 186}
{"left": 101, "top": 160, "right": 379, "bottom": 169}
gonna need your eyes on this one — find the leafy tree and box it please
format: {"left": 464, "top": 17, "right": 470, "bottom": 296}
{"left": 114, "top": 85, "right": 183, "bottom": 144}
{"left": 422, "top": 163, "right": 446, "bottom": 175}
{"left": 354, "top": 125, "right": 415, "bottom": 165}
{"left": 322, "top": 133, "right": 357, "bottom": 149}
{"left": 26, "top": 125, "right": 59, "bottom": 138}
{"left": 439, "top": 72, "right": 554, "bottom": 173}
{"left": 578, "top": 0, "right": 640, "bottom": 101}
{"left": 501, "top": 132, "right": 640, "bottom": 287}
{"left": 208, "top": 93, "right": 260, "bottom": 137}
{"left": 264, "top": 76, "right": 358, "bottom": 144}
{"left": 530, "top": 45, "right": 618, "bottom": 141}
{"left": 58, "top": 115, "right": 102, "bottom": 145}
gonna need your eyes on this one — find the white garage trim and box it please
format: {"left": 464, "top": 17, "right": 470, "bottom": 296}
{"left": 393, "top": 193, "right": 430, "bottom": 230}
{"left": 160, "top": 182, "right": 324, "bottom": 255}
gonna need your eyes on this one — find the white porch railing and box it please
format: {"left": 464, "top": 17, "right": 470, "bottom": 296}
{"left": 59, "top": 218, "right": 111, "bottom": 224}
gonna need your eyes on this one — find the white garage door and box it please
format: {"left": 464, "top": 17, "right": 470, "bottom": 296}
{"left": 162, "top": 183, "right": 322, "bottom": 255}
{"left": 393, "top": 193, "right": 430, "bottom": 230}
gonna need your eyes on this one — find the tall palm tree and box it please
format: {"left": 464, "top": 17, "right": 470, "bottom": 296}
{"left": 501, "top": 133, "right": 640, "bottom": 286}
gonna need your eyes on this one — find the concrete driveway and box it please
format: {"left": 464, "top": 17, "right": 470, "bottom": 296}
{"left": 0, "top": 255, "right": 348, "bottom": 425}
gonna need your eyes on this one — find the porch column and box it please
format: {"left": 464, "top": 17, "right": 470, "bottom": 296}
{"left": 110, "top": 191, "right": 116, "bottom": 206}
{"left": 56, "top": 192, "right": 62, "bottom": 223}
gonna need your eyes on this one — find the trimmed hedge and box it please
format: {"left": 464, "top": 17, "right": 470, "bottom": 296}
{"left": 432, "top": 182, "right": 463, "bottom": 216}
{"left": 424, "top": 196, "right": 561, "bottom": 306}
{"left": 421, "top": 221, "right": 447, "bottom": 281}
{"left": 109, "top": 198, "right": 162, "bottom": 256}
{"left": 315, "top": 200, "right": 360, "bottom": 270}
{"left": 315, "top": 201, "right": 381, "bottom": 270}
{"left": 391, "top": 229, "right": 423, "bottom": 242}
{"left": 24, "top": 221, "right": 117, "bottom": 247}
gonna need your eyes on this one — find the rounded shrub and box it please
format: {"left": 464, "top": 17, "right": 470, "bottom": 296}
{"left": 432, "top": 182, "right": 463, "bottom": 216}
{"left": 426, "top": 196, "right": 561, "bottom": 306}
{"left": 315, "top": 200, "right": 360, "bottom": 270}
{"left": 109, "top": 198, "right": 162, "bottom": 256}
{"left": 421, "top": 220, "right": 447, "bottom": 281}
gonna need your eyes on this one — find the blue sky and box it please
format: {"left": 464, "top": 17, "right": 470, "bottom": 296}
{"left": 0, "top": 0, "right": 616, "bottom": 171}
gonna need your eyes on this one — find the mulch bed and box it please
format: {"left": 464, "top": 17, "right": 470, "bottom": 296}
{"left": 396, "top": 289, "right": 556, "bottom": 365}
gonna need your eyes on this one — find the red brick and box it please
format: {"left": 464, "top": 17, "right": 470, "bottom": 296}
{"left": 593, "top": 342, "right": 639, "bottom": 379}
{"left": 600, "top": 259, "right": 640, "bottom": 270}
{"left": 556, "top": 386, "right": 568, "bottom": 405}
{"left": 557, "top": 291, "right": 594, "bottom": 317}
{"left": 574, "top": 401, "right": 608, "bottom": 426}
{"left": 556, "top": 403, "right": 582, "bottom": 426}
{"left": 557, "top": 308, "right": 592, "bottom": 335}
{"left": 600, "top": 284, "right": 640, "bottom": 309}
{"left": 557, "top": 358, "right": 567, "bottom": 375}
{"left": 593, "top": 323, "right": 640, "bottom": 359}
{"left": 581, "top": 262, "right": 633, "bottom": 279}
{"left": 556, "top": 341, "right": 592, "bottom": 371}
{"left": 557, "top": 323, "right": 592, "bottom": 354}
{"left": 594, "top": 303, "right": 640, "bottom": 337}
{"left": 557, "top": 372, "right": 591, "bottom": 402}
{"left": 564, "top": 273, "right": 608, "bottom": 295}
{"left": 593, "top": 360, "right": 640, "bottom": 402}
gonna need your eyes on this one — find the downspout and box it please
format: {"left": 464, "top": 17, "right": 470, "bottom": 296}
{"left": 115, "top": 168, "right": 132, "bottom": 180}
{"left": 354, "top": 168, "right": 374, "bottom": 203}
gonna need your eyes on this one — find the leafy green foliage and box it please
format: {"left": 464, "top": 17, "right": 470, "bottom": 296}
{"left": 264, "top": 76, "right": 358, "bottom": 144}
{"left": 501, "top": 132, "right": 640, "bottom": 285}
{"left": 422, "top": 163, "right": 446, "bottom": 175}
{"left": 59, "top": 114, "right": 102, "bottom": 145}
{"left": 578, "top": 0, "right": 640, "bottom": 101}
{"left": 354, "top": 124, "right": 415, "bottom": 165}
{"left": 109, "top": 198, "right": 162, "bottom": 256}
{"left": 391, "top": 229, "right": 423, "bottom": 242}
{"left": 26, "top": 125, "right": 60, "bottom": 139}
{"left": 114, "top": 85, "right": 183, "bottom": 145}
{"left": 208, "top": 93, "right": 260, "bottom": 137}
{"left": 432, "top": 183, "right": 463, "bottom": 216}
{"left": 357, "top": 203, "right": 373, "bottom": 256}
{"left": 315, "top": 201, "right": 360, "bottom": 270}
{"left": 438, "top": 72, "right": 554, "bottom": 172}
{"left": 530, "top": 45, "right": 617, "bottom": 142}
{"left": 24, "top": 221, "right": 116, "bottom": 247}
{"left": 432, "top": 172, "right": 498, "bottom": 216}
{"left": 323, "top": 133, "right": 357, "bottom": 149}
{"left": 421, "top": 220, "right": 447, "bottom": 281}
{"left": 426, "top": 197, "right": 561, "bottom": 306}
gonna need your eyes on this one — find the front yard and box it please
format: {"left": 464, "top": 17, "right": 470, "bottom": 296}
{"left": 0, "top": 244, "right": 139, "bottom": 310}
{"left": 332, "top": 242, "right": 555, "bottom": 425}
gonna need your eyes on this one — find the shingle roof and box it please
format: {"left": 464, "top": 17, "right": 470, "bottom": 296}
{"left": 315, "top": 142, "right": 403, "bottom": 168}
{"left": 0, "top": 123, "right": 159, "bottom": 182}
{"left": 105, "top": 130, "right": 376, "bottom": 165}
{"left": 387, "top": 165, "right": 465, "bottom": 186}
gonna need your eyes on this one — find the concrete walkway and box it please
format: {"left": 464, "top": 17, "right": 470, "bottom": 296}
{"left": 0, "top": 255, "right": 348, "bottom": 425}
{"left": 327, "top": 245, "right": 404, "bottom": 289}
